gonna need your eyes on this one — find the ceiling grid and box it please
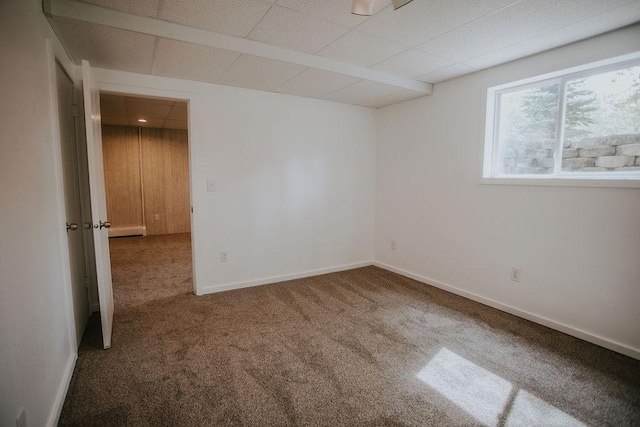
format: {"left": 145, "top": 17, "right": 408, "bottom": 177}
{"left": 45, "top": 0, "right": 640, "bottom": 108}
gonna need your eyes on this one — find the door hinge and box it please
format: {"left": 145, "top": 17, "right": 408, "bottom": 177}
{"left": 72, "top": 104, "right": 78, "bottom": 118}
{"left": 85, "top": 276, "right": 90, "bottom": 288}
{"left": 191, "top": 206, "right": 193, "bottom": 213}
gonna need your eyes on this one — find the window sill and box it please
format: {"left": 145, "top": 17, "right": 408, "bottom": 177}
{"left": 479, "top": 176, "right": 640, "bottom": 189}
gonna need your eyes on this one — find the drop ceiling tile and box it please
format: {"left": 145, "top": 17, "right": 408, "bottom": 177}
{"left": 158, "top": 0, "right": 272, "bottom": 37}
{"left": 164, "top": 119, "right": 188, "bottom": 130}
{"left": 218, "top": 55, "right": 307, "bottom": 91}
{"left": 373, "top": 49, "right": 453, "bottom": 78}
{"left": 126, "top": 101, "right": 173, "bottom": 120}
{"left": 323, "top": 80, "right": 402, "bottom": 105}
{"left": 80, "top": 0, "right": 161, "bottom": 17}
{"left": 357, "top": 0, "right": 519, "bottom": 47}
{"left": 100, "top": 94, "right": 128, "bottom": 117}
{"left": 463, "top": 2, "right": 640, "bottom": 70}
{"left": 359, "top": 90, "right": 425, "bottom": 108}
{"left": 152, "top": 38, "right": 240, "bottom": 84}
{"left": 167, "top": 102, "right": 188, "bottom": 121}
{"left": 129, "top": 118, "right": 166, "bottom": 127}
{"left": 417, "top": 63, "right": 477, "bottom": 84}
{"left": 52, "top": 17, "right": 155, "bottom": 74}
{"left": 275, "top": 0, "right": 387, "bottom": 28}
{"left": 101, "top": 116, "right": 130, "bottom": 126}
{"left": 317, "top": 30, "right": 407, "bottom": 66}
{"left": 416, "top": 0, "right": 635, "bottom": 63}
{"left": 248, "top": 5, "right": 351, "bottom": 53}
{"left": 275, "top": 69, "right": 360, "bottom": 98}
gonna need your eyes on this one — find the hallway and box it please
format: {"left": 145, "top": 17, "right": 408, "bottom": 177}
{"left": 109, "top": 233, "right": 193, "bottom": 310}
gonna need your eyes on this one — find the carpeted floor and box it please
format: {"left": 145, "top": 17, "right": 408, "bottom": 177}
{"left": 60, "top": 233, "right": 640, "bottom": 426}
{"left": 108, "top": 233, "right": 193, "bottom": 310}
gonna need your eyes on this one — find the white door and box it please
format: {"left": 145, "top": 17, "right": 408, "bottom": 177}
{"left": 56, "top": 62, "right": 89, "bottom": 348}
{"left": 82, "top": 60, "right": 114, "bottom": 349}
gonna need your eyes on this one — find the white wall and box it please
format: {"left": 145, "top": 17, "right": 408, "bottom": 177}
{"left": 94, "top": 68, "right": 377, "bottom": 295}
{"left": 0, "top": 0, "right": 79, "bottom": 425}
{"left": 375, "top": 25, "right": 640, "bottom": 358}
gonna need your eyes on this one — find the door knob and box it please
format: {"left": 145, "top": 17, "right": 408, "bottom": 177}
{"left": 99, "top": 221, "right": 111, "bottom": 229}
{"left": 83, "top": 222, "right": 92, "bottom": 230}
{"left": 66, "top": 222, "right": 79, "bottom": 231}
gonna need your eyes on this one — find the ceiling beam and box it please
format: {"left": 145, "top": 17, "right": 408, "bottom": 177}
{"left": 44, "top": 0, "right": 433, "bottom": 94}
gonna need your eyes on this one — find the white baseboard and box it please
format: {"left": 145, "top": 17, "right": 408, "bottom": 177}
{"left": 198, "top": 261, "right": 374, "bottom": 295}
{"left": 373, "top": 261, "right": 640, "bottom": 361}
{"left": 108, "top": 226, "right": 146, "bottom": 238}
{"left": 46, "top": 352, "right": 77, "bottom": 427}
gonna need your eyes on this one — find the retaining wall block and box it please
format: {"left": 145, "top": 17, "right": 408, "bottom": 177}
{"left": 571, "top": 136, "right": 608, "bottom": 148}
{"left": 562, "top": 148, "right": 579, "bottom": 158}
{"left": 532, "top": 149, "right": 551, "bottom": 159}
{"left": 516, "top": 159, "right": 536, "bottom": 168}
{"left": 579, "top": 145, "right": 615, "bottom": 158}
{"left": 606, "top": 134, "right": 640, "bottom": 146}
{"left": 535, "top": 158, "right": 555, "bottom": 168}
{"left": 616, "top": 143, "right": 640, "bottom": 157}
{"left": 562, "top": 158, "right": 596, "bottom": 169}
{"left": 596, "top": 156, "right": 635, "bottom": 168}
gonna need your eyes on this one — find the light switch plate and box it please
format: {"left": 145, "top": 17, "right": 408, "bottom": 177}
{"left": 207, "top": 179, "right": 216, "bottom": 192}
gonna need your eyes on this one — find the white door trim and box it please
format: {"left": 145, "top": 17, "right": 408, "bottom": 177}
{"left": 95, "top": 81, "right": 199, "bottom": 296}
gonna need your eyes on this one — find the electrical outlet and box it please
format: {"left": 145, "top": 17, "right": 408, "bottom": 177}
{"left": 220, "top": 252, "right": 228, "bottom": 262}
{"left": 16, "top": 408, "right": 26, "bottom": 427}
{"left": 154, "top": 214, "right": 160, "bottom": 221}
{"left": 511, "top": 267, "right": 522, "bottom": 283}
{"left": 391, "top": 240, "right": 397, "bottom": 250}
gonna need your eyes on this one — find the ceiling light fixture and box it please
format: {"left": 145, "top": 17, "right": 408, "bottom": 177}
{"left": 138, "top": 119, "right": 147, "bottom": 123}
{"left": 352, "top": 0, "right": 413, "bottom": 16}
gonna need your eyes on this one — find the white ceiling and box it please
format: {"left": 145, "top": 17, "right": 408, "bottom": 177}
{"left": 50, "top": 0, "right": 640, "bottom": 108}
{"left": 100, "top": 94, "right": 188, "bottom": 129}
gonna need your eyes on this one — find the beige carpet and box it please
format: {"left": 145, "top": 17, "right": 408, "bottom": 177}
{"left": 60, "top": 233, "right": 640, "bottom": 426}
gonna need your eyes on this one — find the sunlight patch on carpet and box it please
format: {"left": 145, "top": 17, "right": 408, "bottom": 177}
{"left": 416, "top": 348, "right": 585, "bottom": 427}
{"left": 416, "top": 348, "right": 512, "bottom": 426}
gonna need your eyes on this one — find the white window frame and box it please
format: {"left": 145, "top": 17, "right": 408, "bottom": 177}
{"left": 482, "top": 52, "right": 640, "bottom": 188}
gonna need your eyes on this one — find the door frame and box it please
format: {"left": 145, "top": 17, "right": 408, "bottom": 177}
{"left": 91, "top": 81, "right": 198, "bottom": 296}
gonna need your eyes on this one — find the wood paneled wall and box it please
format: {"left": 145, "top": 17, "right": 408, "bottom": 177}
{"left": 141, "top": 128, "right": 190, "bottom": 235}
{"left": 102, "top": 125, "right": 190, "bottom": 236}
{"left": 102, "top": 125, "right": 143, "bottom": 229}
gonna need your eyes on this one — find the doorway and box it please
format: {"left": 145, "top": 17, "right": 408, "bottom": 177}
{"left": 98, "top": 94, "right": 193, "bottom": 310}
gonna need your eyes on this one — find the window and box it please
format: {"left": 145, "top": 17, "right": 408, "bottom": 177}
{"left": 484, "top": 56, "right": 640, "bottom": 182}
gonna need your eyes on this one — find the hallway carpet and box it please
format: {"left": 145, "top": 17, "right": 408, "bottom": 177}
{"left": 60, "top": 234, "right": 640, "bottom": 426}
